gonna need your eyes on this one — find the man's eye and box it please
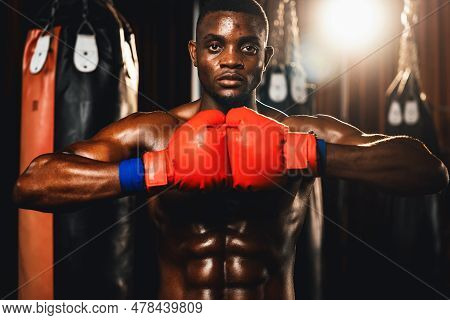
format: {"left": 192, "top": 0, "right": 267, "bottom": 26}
{"left": 208, "top": 43, "right": 222, "bottom": 52}
{"left": 242, "top": 45, "right": 258, "bottom": 54}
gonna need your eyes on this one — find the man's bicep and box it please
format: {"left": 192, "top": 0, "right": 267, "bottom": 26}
{"left": 63, "top": 139, "right": 127, "bottom": 162}
{"left": 283, "top": 114, "right": 387, "bottom": 145}
{"left": 63, "top": 111, "right": 178, "bottom": 162}
{"left": 315, "top": 115, "right": 390, "bottom": 145}
{"left": 62, "top": 113, "right": 142, "bottom": 162}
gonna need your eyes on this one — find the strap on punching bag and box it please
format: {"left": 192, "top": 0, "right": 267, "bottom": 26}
{"left": 73, "top": 0, "right": 99, "bottom": 73}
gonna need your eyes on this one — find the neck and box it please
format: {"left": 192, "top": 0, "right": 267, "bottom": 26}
{"left": 199, "top": 92, "right": 258, "bottom": 113}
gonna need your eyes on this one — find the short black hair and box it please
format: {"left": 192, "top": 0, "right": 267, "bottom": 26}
{"left": 196, "top": 0, "right": 269, "bottom": 42}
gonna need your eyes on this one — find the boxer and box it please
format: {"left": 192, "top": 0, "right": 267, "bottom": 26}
{"left": 14, "top": 0, "right": 448, "bottom": 299}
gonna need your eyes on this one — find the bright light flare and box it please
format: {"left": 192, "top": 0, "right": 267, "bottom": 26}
{"left": 320, "top": 0, "right": 383, "bottom": 50}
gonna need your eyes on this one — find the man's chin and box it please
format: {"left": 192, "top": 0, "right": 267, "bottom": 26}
{"left": 213, "top": 92, "right": 248, "bottom": 109}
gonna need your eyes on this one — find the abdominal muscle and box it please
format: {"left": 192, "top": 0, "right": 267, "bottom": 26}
{"left": 149, "top": 183, "right": 312, "bottom": 300}
{"left": 157, "top": 236, "right": 296, "bottom": 300}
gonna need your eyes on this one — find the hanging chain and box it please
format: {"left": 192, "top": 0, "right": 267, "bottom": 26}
{"left": 269, "top": 0, "right": 287, "bottom": 67}
{"left": 45, "top": 0, "right": 59, "bottom": 32}
{"left": 285, "top": 0, "right": 301, "bottom": 68}
{"left": 398, "top": 0, "right": 421, "bottom": 84}
{"left": 269, "top": 0, "right": 303, "bottom": 68}
{"left": 82, "top": 0, "right": 89, "bottom": 22}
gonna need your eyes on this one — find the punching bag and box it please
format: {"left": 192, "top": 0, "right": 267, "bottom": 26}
{"left": 19, "top": 25, "right": 62, "bottom": 300}
{"left": 19, "top": 0, "right": 139, "bottom": 299}
{"left": 381, "top": 0, "right": 441, "bottom": 298}
{"left": 258, "top": 0, "right": 323, "bottom": 299}
{"left": 383, "top": 72, "right": 441, "bottom": 298}
{"left": 258, "top": 64, "right": 315, "bottom": 116}
{"left": 257, "top": 0, "right": 315, "bottom": 116}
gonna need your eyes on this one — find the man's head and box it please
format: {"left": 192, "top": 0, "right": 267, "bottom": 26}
{"left": 189, "top": 0, "right": 273, "bottom": 109}
{"left": 196, "top": 0, "right": 269, "bottom": 43}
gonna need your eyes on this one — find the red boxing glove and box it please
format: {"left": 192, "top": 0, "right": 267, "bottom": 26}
{"left": 226, "top": 107, "right": 318, "bottom": 190}
{"left": 143, "top": 110, "right": 231, "bottom": 190}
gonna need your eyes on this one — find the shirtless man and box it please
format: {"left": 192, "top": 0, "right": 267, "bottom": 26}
{"left": 13, "top": 0, "right": 448, "bottom": 299}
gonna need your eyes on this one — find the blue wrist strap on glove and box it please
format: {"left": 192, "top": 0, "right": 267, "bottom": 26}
{"left": 317, "top": 139, "right": 327, "bottom": 176}
{"left": 118, "top": 157, "right": 146, "bottom": 193}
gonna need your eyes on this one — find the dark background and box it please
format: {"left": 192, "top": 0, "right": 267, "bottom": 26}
{"left": 1, "top": 0, "right": 449, "bottom": 299}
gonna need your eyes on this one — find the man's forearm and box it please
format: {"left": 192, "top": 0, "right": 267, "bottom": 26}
{"left": 325, "top": 137, "right": 449, "bottom": 195}
{"left": 13, "top": 153, "right": 122, "bottom": 212}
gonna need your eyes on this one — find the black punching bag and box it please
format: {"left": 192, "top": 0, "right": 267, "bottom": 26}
{"left": 257, "top": 0, "right": 323, "bottom": 299}
{"left": 380, "top": 0, "right": 442, "bottom": 298}
{"left": 38, "top": 0, "right": 139, "bottom": 299}
{"left": 258, "top": 64, "right": 315, "bottom": 116}
{"left": 257, "top": 0, "right": 315, "bottom": 116}
{"left": 383, "top": 71, "right": 441, "bottom": 298}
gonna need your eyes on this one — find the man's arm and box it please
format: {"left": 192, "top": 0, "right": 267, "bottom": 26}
{"left": 283, "top": 114, "right": 449, "bottom": 195}
{"left": 13, "top": 111, "right": 178, "bottom": 212}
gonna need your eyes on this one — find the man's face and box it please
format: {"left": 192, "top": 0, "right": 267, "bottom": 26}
{"left": 190, "top": 11, "right": 272, "bottom": 107}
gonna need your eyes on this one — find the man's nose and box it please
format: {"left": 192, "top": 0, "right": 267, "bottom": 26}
{"left": 220, "top": 47, "right": 244, "bottom": 69}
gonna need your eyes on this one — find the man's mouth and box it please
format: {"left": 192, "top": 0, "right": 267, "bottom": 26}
{"left": 217, "top": 73, "right": 245, "bottom": 88}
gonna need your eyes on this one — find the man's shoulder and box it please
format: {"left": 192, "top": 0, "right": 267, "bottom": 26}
{"left": 256, "top": 101, "right": 324, "bottom": 126}
{"left": 168, "top": 100, "right": 201, "bottom": 120}
{"left": 282, "top": 113, "right": 343, "bottom": 129}
{"left": 119, "top": 109, "right": 180, "bottom": 128}
{"left": 282, "top": 113, "right": 363, "bottom": 143}
{"left": 127, "top": 100, "right": 201, "bottom": 127}
{"left": 257, "top": 101, "right": 288, "bottom": 122}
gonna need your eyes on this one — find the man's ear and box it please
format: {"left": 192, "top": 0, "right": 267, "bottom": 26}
{"left": 263, "top": 46, "right": 274, "bottom": 71}
{"left": 188, "top": 40, "right": 198, "bottom": 67}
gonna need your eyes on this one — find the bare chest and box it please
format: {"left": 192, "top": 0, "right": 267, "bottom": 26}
{"left": 148, "top": 179, "right": 314, "bottom": 257}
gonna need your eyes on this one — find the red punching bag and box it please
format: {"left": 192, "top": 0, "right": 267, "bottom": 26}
{"left": 19, "top": 26, "right": 61, "bottom": 300}
{"left": 19, "top": 0, "right": 139, "bottom": 300}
